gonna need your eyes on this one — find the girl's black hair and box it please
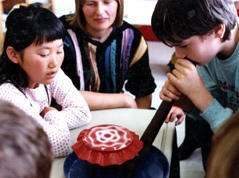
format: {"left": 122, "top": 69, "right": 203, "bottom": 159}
{"left": 151, "top": 0, "right": 237, "bottom": 45}
{"left": 0, "top": 3, "right": 65, "bottom": 88}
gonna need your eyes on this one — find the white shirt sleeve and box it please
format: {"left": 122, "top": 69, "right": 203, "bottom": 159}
{"left": 47, "top": 69, "right": 91, "bottom": 129}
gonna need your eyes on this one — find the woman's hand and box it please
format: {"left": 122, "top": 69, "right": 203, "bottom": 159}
{"left": 80, "top": 91, "right": 138, "bottom": 110}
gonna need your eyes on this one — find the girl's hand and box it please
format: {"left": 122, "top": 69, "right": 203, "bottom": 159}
{"left": 40, "top": 106, "right": 58, "bottom": 117}
{"left": 165, "top": 106, "right": 185, "bottom": 126}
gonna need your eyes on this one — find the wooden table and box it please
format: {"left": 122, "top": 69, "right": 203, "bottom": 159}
{"left": 50, "top": 108, "right": 175, "bottom": 178}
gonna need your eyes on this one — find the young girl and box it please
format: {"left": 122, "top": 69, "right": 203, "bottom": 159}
{"left": 0, "top": 3, "right": 91, "bottom": 157}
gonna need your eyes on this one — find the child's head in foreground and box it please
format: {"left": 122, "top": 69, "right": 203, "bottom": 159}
{"left": 206, "top": 112, "right": 239, "bottom": 178}
{"left": 0, "top": 100, "right": 53, "bottom": 178}
{"left": 0, "top": 3, "right": 65, "bottom": 88}
{"left": 151, "top": 0, "right": 238, "bottom": 65}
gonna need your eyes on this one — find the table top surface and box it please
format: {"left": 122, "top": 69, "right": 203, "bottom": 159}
{"left": 50, "top": 108, "right": 175, "bottom": 178}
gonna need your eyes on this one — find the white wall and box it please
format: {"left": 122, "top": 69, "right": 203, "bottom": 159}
{"left": 124, "top": 0, "right": 157, "bottom": 25}
{"left": 1, "top": 0, "right": 75, "bottom": 32}
{"left": 2, "top": 0, "right": 157, "bottom": 32}
{"left": 34, "top": 0, "right": 156, "bottom": 23}
{"left": 32, "top": 0, "right": 75, "bottom": 17}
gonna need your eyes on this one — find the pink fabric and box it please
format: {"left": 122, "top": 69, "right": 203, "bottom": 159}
{"left": 0, "top": 69, "right": 91, "bottom": 157}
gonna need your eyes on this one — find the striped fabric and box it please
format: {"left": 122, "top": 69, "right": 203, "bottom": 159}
{"left": 129, "top": 36, "right": 148, "bottom": 67}
{"left": 61, "top": 18, "right": 156, "bottom": 98}
{"left": 67, "top": 29, "right": 85, "bottom": 90}
{"left": 85, "top": 43, "right": 100, "bottom": 92}
{"left": 105, "top": 40, "right": 117, "bottom": 93}
{"left": 120, "top": 29, "right": 134, "bottom": 89}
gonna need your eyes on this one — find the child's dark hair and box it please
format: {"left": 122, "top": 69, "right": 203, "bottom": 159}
{"left": 0, "top": 3, "right": 65, "bottom": 88}
{"left": 151, "top": 0, "right": 237, "bottom": 45}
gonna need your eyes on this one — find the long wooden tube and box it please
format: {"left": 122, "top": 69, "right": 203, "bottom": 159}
{"left": 139, "top": 100, "right": 174, "bottom": 158}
